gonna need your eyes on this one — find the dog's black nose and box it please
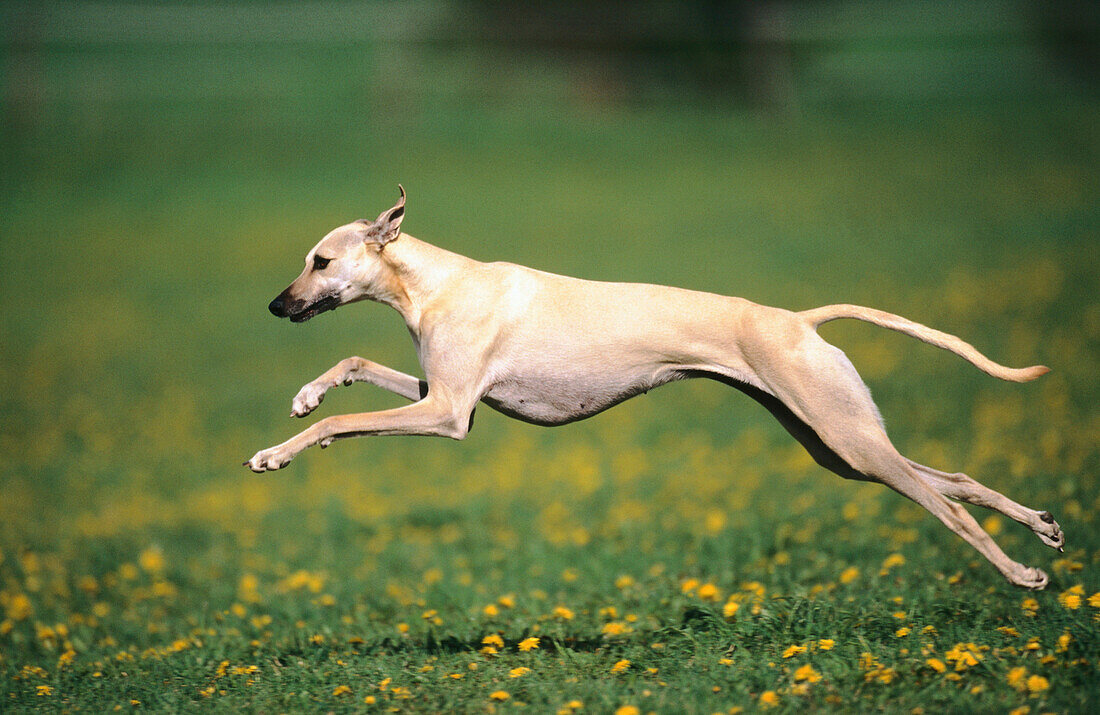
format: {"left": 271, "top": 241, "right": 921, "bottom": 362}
{"left": 268, "top": 295, "right": 286, "bottom": 317}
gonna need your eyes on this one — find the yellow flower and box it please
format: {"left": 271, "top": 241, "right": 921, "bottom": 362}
{"left": 509, "top": 667, "right": 531, "bottom": 678}
{"left": 944, "top": 643, "right": 982, "bottom": 671}
{"left": 782, "top": 644, "right": 806, "bottom": 659}
{"left": 818, "top": 639, "right": 835, "bottom": 650}
{"left": 518, "top": 636, "right": 540, "bottom": 651}
{"left": 482, "top": 634, "right": 504, "bottom": 649}
{"left": 1057, "top": 632, "right": 1072, "bottom": 652}
{"left": 1088, "top": 592, "right": 1100, "bottom": 608}
{"left": 882, "top": 553, "right": 906, "bottom": 569}
{"left": 697, "top": 583, "right": 720, "bottom": 601}
{"left": 895, "top": 627, "right": 911, "bottom": 638}
{"left": 139, "top": 547, "right": 165, "bottom": 573}
{"left": 611, "top": 659, "right": 631, "bottom": 674}
{"left": 793, "top": 664, "right": 821, "bottom": 683}
{"left": 614, "top": 706, "right": 639, "bottom": 715}
{"left": 553, "top": 606, "right": 575, "bottom": 620}
{"left": 722, "top": 601, "right": 740, "bottom": 619}
{"left": 565, "top": 700, "right": 583, "bottom": 710}
{"left": 719, "top": 658, "right": 733, "bottom": 666}
{"left": 498, "top": 595, "right": 515, "bottom": 609}
{"left": 58, "top": 649, "right": 76, "bottom": 668}
{"left": 332, "top": 685, "right": 351, "bottom": 696}
{"left": 839, "top": 566, "right": 860, "bottom": 584}
{"left": 490, "top": 690, "right": 511, "bottom": 701}
{"left": 1058, "top": 591, "right": 1081, "bottom": 610}
{"left": 6, "top": 593, "right": 33, "bottom": 621}
{"left": 36, "top": 685, "right": 53, "bottom": 696}
{"left": 759, "top": 690, "right": 780, "bottom": 708}
{"left": 602, "top": 621, "right": 631, "bottom": 636}
{"left": 1026, "top": 675, "right": 1049, "bottom": 692}
{"left": 483, "top": 604, "right": 499, "bottom": 617}
{"left": 926, "top": 658, "right": 946, "bottom": 673}
{"left": 615, "top": 575, "right": 635, "bottom": 589}
{"left": 1007, "top": 666, "right": 1028, "bottom": 689}
{"left": 364, "top": 695, "right": 376, "bottom": 704}
{"left": 1021, "top": 598, "right": 1039, "bottom": 616}
{"left": 681, "top": 578, "right": 700, "bottom": 594}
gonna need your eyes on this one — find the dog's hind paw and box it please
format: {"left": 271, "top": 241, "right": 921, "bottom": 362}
{"left": 1035, "top": 511, "right": 1064, "bottom": 552}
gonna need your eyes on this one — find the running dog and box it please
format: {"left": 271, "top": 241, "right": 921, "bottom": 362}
{"left": 246, "top": 187, "right": 1062, "bottom": 589}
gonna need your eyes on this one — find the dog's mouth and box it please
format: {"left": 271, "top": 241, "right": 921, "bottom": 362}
{"left": 288, "top": 295, "right": 341, "bottom": 323}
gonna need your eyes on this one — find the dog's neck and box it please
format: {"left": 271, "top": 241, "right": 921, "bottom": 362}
{"left": 373, "top": 234, "right": 477, "bottom": 331}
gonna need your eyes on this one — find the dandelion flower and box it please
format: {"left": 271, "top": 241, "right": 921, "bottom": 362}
{"left": 882, "top": 553, "right": 906, "bottom": 569}
{"left": 483, "top": 604, "right": 499, "bottom": 617}
{"left": 490, "top": 690, "right": 511, "bottom": 701}
{"left": 552, "top": 606, "right": 575, "bottom": 620}
{"left": 782, "top": 644, "right": 806, "bottom": 659}
{"left": 36, "top": 685, "right": 53, "bottom": 696}
{"left": 611, "top": 659, "right": 630, "bottom": 674}
{"left": 1058, "top": 590, "right": 1081, "bottom": 610}
{"left": 332, "top": 685, "right": 351, "bottom": 696}
{"left": 615, "top": 575, "right": 635, "bottom": 589}
{"left": 818, "top": 639, "right": 835, "bottom": 650}
{"left": 839, "top": 567, "right": 860, "bottom": 584}
{"left": 509, "top": 667, "right": 531, "bottom": 678}
{"left": 1007, "top": 666, "right": 1028, "bottom": 689}
{"left": 1026, "top": 675, "right": 1049, "bottom": 693}
{"left": 697, "top": 583, "right": 720, "bottom": 601}
{"left": 722, "top": 601, "right": 740, "bottom": 619}
{"left": 482, "top": 634, "right": 504, "bottom": 649}
{"left": 518, "top": 636, "right": 540, "bottom": 651}
{"left": 793, "top": 664, "right": 822, "bottom": 683}
{"left": 614, "top": 706, "right": 639, "bottom": 715}
{"left": 602, "top": 622, "right": 631, "bottom": 636}
{"left": 926, "top": 658, "right": 946, "bottom": 673}
{"left": 759, "top": 690, "right": 779, "bottom": 708}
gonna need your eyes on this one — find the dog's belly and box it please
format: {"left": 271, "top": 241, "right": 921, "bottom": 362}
{"left": 481, "top": 370, "right": 662, "bottom": 426}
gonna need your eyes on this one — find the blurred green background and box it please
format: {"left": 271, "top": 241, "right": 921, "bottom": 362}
{"left": 1, "top": 1, "right": 1098, "bottom": 711}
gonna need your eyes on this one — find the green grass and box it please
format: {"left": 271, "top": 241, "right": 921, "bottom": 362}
{"left": 2, "top": 36, "right": 1099, "bottom": 713}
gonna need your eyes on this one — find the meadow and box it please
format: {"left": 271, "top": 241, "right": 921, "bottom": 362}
{"left": 2, "top": 34, "right": 1099, "bottom": 714}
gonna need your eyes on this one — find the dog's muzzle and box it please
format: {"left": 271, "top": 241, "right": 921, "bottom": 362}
{"left": 269, "top": 290, "right": 340, "bottom": 323}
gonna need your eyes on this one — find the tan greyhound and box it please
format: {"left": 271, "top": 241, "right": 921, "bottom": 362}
{"left": 246, "top": 186, "right": 1062, "bottom": 589}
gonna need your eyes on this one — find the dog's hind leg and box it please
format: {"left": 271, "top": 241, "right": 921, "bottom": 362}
{"left": 903, "top": 459, "right": 1064, "bottom": 551}
{"left": 291, "top": 357, "right": 427, "bottom": 417}
{"left": 746, "top": 332, "right": 1050, "bottom": 588}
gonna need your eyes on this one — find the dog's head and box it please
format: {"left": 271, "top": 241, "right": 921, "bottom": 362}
{"left": 268, "top": 186, "right": 407, "bottom": 322}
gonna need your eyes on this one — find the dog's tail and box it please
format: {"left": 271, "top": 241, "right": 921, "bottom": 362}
{"left": 799, "top": 304, "right": 1049, "bottom": 383}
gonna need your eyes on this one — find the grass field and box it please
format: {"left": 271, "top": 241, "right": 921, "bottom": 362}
{"left": 2, "top": 29, "right": 1100, "bottom": 713}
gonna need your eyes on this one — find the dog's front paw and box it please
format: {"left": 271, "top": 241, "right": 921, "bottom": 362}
{"left": 291, "top": 382, "right": 326, "bottom": 418}
{"left": 244, "top": 446, "right": 295, "bottom": 473}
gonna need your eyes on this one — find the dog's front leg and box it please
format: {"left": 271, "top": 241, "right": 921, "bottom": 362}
{"left": 246, "top": 396, "right": 470, "bottom": 472}
{"left": 291, "top": 357, "right": 426, "bottom": 417}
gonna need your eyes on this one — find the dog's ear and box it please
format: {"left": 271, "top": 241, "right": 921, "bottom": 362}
{"left": 359, "top": 185, "right": 406, "bottom": 248}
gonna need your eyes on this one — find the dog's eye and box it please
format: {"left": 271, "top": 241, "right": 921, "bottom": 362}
{"left": 313, "top": 256, "right": 331, "bottom": 271}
